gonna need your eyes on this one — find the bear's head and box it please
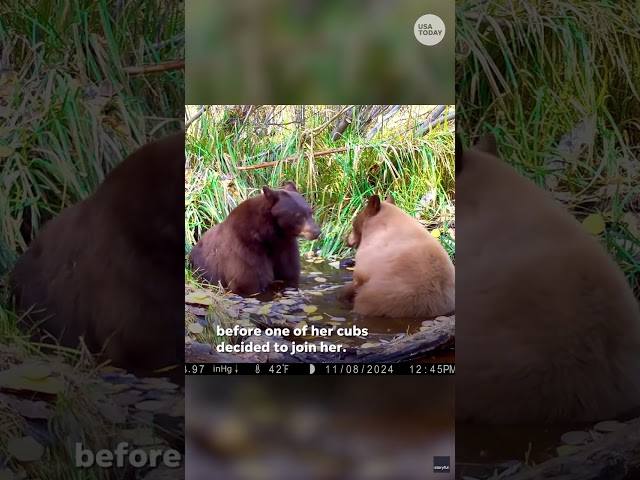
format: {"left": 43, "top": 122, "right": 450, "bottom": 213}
{"left": 263, "top": 181, "right": 321, "bottom": 240}
{"left": 346, "top": 194, "right": 395, "bottom": 248}
{"left": 455, "top": 131, "right": 498, "bottom": 177}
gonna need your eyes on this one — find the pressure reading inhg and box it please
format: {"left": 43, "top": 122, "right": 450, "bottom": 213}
{"left": 409, "top": 364, "right": 455, "bottom": 374}
{"left": 185, "top": 363, "right": 204, "bottom": 374}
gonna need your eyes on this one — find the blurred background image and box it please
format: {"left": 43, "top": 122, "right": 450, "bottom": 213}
{"left": 186, "top": 0, "right": 455, "bottom": 104}
{"left": 186, "top": 376, "right": 455, "bottom": 479}
{"left": 0, "top": 1, "right": 184, "bottom": 478}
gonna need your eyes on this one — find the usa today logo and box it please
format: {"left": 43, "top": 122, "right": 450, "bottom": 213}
{"left": 414, "top": 14, "right": 446, "bottom": 46}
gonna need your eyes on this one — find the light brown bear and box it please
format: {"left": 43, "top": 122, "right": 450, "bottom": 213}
{"left": 456, "top": 133, "right": 640, "bottom": 424}
{"left": 340, "top": 194, "right": 455, "bottom": 318}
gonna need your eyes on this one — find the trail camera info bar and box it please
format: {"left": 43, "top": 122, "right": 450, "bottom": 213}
{"left": 185, "top": 363, "right": 455, "bottom": 375}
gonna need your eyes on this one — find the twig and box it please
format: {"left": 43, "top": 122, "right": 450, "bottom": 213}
{"left": 305, "top": 105, "right": 356, "bottom": 136}
{"left": 123, "top": 59, "right": 185, "bottom": 75}
{"left": 186, "top": 106, "right": 207, "bottom": 130}
{"left": 237, "top": 146, "right": 351, "bottom": 171}
{"left": 417, "top": 111, "right": 456, "bottom": 136}
{"left": 145, "top": 33, "right": 185, "bottom": 52}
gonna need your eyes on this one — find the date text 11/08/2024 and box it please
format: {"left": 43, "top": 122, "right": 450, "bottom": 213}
{"left": 184, "top": 363, "right": 456, "bottom": 375}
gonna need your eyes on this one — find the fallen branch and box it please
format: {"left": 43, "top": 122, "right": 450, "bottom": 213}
{"left": 186, "top": 106, "right": 207, "bottom": 130}
{"left": 417, "top": 111, "right": 456, "bottom": 136}
{"left": 236, "top": 146, "right": 351, "bottom": 171}
{"left": 366, "top": 105, "right": 402, "bottom": 140}
{"left": 124, "top": 59, "right": 185, "bottom": 75}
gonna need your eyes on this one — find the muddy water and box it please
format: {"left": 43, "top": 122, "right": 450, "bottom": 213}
{"left": 254, "top": 258, "right": 445, "bottom": 350}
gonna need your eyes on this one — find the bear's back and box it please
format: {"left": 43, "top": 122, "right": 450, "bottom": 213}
{"left": 10, "top": 132, "right": 185, "bottom": 382}
{"left": 456, "top": 139, "right": 640, "bottom": 423}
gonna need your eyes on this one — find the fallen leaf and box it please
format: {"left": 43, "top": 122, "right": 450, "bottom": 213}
{"left": 308, "top": 315, "right": 323, "bottom": 321}
{"left": 328, "top": 261, "right": 340, "bottom": 269}
{"left": 0, "top": 145, "right": 14, "bottom": 157}
{"left": 0, "top": 395, "right": 53, "bottom": 420}
{"left": 188, "top": 323, "right": 204, "bottom": 334}
{"left": 135, "top": 400, "right": 166, "bottom": 412}
{"left": 561, "top": 430, "right": 590, "bottom": 445}
{"left": 7, "top": 436, "right": 44, "bottom": 462}
{"left": 582, "top": 213, "right": 605, "bottom": 235}
{"left": 302, "top": 305, "right": 318, "bottom": 313}
{"left": 98, "top": 402, "right": 127, "bottom": 424}
{"left": 16, "top": 363, "right": 52, "bottom": 380}
{"left": 557, "top": 445, "right": 582, "bottom": 456}
{"left": 278, "top": 299, "right": 297, "bottom": 306}
{"left": 314, "top": 277, "right": 327, "bottom": 283}
{"left": 185, "top": 293, "right": 212, "bottom": 305}
{"left": 0, "top": 368, "right": 64, "bottom": 395}
{"left": 594, "top": 420, "right": 626, "bottom": 433}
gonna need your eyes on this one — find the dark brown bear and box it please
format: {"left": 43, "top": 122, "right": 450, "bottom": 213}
{"left": 189, "top": 181, "right": 321, "bottom": 295}
{"left": 10, "top": 132, "right": 184, "bottom": 385}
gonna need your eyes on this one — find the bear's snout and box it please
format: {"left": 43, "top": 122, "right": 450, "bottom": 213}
{"left": 301, "top": 219, "right": 321, "bottom": 240}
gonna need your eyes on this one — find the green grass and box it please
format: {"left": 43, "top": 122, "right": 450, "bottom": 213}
{"left": 0, "top": 1, "right": 184, "bottom": 478}
{"left": 185, "top": 105, "right": 456, "bottom": 261}
{"left": 456, "top": 0, "right": 640, "bottom": 295}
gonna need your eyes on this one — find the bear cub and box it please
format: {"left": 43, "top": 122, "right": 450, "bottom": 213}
{"left": 10, "top": 132, "right": 185, "bottom": 384}
{"left": 340, "top": 194, "right": 455, "bottom": 318}
{"left": 456, "top": 132, "right": 640, "bottom": 424}
{"left": 189, "top": 181, "right": 321, "bottom": 295}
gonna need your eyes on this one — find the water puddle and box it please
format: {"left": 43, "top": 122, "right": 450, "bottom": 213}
{"left": 185, "top": 254, "right": 454, "bottom": 358}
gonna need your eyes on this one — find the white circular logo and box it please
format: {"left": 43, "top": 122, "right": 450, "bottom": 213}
{"left": 414, "top": 14, "right": 446, "bottom": 46}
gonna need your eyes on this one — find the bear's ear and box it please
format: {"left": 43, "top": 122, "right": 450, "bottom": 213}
{"left": 474, "top": 132, "right": 498, "bottom": 156}
{"left": 385, "top": 195, "right": 395, "bottom": 205}
{"left": 455, "top": 134, "right": 463, "bottom": 176}
{"left": 282, "top": 181, "right": 298, "bottom": 192}
{"left": 365, "top": 195, "right": 381, "bottom": 216}
{"left": 263, "top": 186, "right": 279, "bottom": 203}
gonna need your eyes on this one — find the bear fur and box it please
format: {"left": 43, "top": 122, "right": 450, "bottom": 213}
{"left": 189, "top": 181, "right": 321, "bottom": 295}
{"left": 340, "top": 194, "right": 455, "bottom": 318}
{"left": 456, "top": 132, "right": 640, "bottom": 424}
{"left": 10, "top": 132, "right": 185, "bottom": 384}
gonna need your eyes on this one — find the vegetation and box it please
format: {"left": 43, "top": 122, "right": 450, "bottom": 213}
{"left": 0, "top": 1, "right": 184, "bottom": 478}
{"left": 456, "top": 1, "right": 640, "bottom": 476}
{"left": 185, "top": 105, "right": 456, "bottom": 261}
{"left": 456, "top": 0, "right": 640, "bottom": 296}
